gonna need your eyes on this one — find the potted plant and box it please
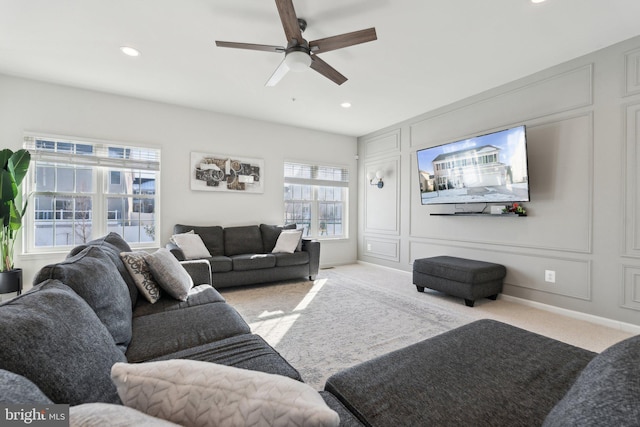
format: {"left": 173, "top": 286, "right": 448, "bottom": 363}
{"left": 0, "top": 148, "right": 30, "bottom": 295}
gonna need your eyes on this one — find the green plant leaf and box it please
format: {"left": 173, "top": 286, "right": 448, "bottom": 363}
{"left": 8, "top": 149, "right": 30, "bottom": 188}
{"left": 0, "top": 149, "right": 12, "bottom": 171}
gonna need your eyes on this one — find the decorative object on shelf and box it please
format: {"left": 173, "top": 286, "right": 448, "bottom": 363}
{"left": 367, "top": 170, "right": 384, "bottom": 189}
{"left": 190, "top": 152, "right": 264, "bottom": 193}
{"left": 0, "top": 148, "right": 31, "bottom": 295}
{"left": 503, "top": 202, "right": 527, "bottom": 216}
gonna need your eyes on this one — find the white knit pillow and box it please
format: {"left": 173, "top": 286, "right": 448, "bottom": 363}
{"left": 272, "top": 230, "right": 302, "bottom": 254}
{"left": 170, "top": 232, "right": 211, "bottom": 260}
{"left": 111, "top": 360, "right": 339, "bottom": 427}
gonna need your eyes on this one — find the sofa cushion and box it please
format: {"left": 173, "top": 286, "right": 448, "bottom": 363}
{"left": 120, "top": 251, "right": 162, "bottom": 304}
{"left": 325, "top": 319, "right": 595, "bottom": 427}
{"left": 34, "top": 246, "right": 133, "bottom": 352}
{"left": 70, "top": 403, "right": 181, "bottom": 427}
{"left": 224, "top": 225, "right": 264, "bottom": 256}
{"left": 0, "top": 280, "right": 126, "bottom": 405}
{"left": 133, "top": 284, "right": 226, "bottom": 318}
{"left": 111, "top": 360, "right": 340, "bottom": 427}
{"left": 272, "top": 230, "right": 303, "bottom": 253}
{"left": 174, "top": 224, "right": 225, "bottom": 256}
{"left": 69, "top": 232, "right": 139, "bottom": 308}
{"left": 543, "top": 334, "right": 640, "bottom": 426}
{"left": 170, "top": 232, "right": 212, "bottom": 260}
{"left": 274, "top": 251, "right": 310, "bottom": 267}
{"left": 0, "top": 369, "right": 53, "bottom": 404}
{"left": 232, "top": 253, "right": 277, "bottom": 271}
{"left": 260, "top": 223, "right": 296, "bottom": 253}
{"left": 208, "top": 255, "right": 233, "bottom": 273}
{"left": 145, "top": 248, "right": 193, "bottom": 301}
{"left": 126, "top": 302, "right": 251, "bottom": 363}
{"left": 150, "top": 334, "right": 303, "bottom": 381}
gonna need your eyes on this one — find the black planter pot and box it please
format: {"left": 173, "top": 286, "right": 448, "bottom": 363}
{"left": 0, "top": 268, "right": 22, "bottom": 295}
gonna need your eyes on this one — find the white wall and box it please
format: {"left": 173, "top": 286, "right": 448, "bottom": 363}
{"left": 358, "top": 35, "right": 640, "bottom": 327}
{"left": 0, "top": 74, "right": 358, "bottom": 290}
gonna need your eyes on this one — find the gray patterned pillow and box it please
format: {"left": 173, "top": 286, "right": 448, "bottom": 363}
{"left": 145, "top": 248, "right": 193, "bottom": 301}
{"left": 120, "top": 252, "right": 162, "bottom": 304}
{"left": 111, "top": 360, "right": 340, "bottom": 427}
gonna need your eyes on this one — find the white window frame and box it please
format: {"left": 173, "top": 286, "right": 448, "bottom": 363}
{"left": 22, "top": 133, "right": 161, "bottom": 254}
{"left": 284, "top": 161, "right": 349, "bottom": 240}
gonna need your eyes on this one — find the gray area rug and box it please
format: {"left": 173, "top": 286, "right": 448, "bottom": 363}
{"left": 220, "top": 268, "right": 474, "bottom": 389}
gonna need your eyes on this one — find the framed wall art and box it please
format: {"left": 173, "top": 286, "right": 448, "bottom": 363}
{"left": 190, "top": 152, "right": 264, "bottom": 193}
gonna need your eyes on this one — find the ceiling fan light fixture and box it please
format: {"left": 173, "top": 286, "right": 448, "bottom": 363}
{"left": 284, "top": 50, "right": 311, "bottom": 72}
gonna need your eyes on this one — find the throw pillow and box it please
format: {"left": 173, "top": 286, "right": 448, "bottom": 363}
{"left": 33, "top": 245, "right": 133, "bottom": 352}
{"left": 170, "top": 232, "right": 212, "bottom": 260}
{"left": 0, "top": 280, "right": 126, "bottom": 405}
{"left": 145, "top": 248, "right": 193, "bottom": 301}
{"left": 111, "top": 360, "right": 340, "bottom": 427}
{"left": 120, "top": 251, "right": 162, "bottom": 304}
{"left": 70, "top": 403, "right": 181, "bottom": 427}
{"left": 0, "top": 369, "right": 53, "bottom": 404}
{"left": 272, "top": 230, "right": 303, "bottom": 254}
{"left": 543, "top": 334, "right": 640, "bottom": 426}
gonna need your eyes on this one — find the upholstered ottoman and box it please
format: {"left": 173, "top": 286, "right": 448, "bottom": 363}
{"left": 413, "top": 256, "right": 506, "bottom": 307}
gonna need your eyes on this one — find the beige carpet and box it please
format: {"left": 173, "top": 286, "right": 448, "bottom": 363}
{"left": 220, "top": 263, "right": 633, "bottom": 390}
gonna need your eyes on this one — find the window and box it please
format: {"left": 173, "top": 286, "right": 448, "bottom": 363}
{"left": 284, "top": 161, "right": 348, "bottom": 238}
{"left": 23, "top": 134, "right": 160, "bottom": 252}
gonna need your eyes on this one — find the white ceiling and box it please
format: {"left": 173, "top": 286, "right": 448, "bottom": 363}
{"left": 1, "top": 0, "right": 640, "bottom": 137}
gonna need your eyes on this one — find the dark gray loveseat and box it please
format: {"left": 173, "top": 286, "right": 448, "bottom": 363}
{"left": 167, "top": 223, "right": 320, "bottom": 288}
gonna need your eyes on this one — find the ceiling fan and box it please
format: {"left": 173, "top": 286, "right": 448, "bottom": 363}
{"left": 215, "top": 0, "right": 377, "bottom": 86}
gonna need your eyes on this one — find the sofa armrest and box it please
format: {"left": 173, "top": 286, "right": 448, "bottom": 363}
{"left": 166, "top": 242, "right": 186, "bottom": 261}
{"left": 180, "top": 259, "right": 212, "bottom": 286}
{"left": 302, "top": 239, "right": 320, "bottom": 280}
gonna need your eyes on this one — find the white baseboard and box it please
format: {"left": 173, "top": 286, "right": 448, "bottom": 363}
{"left": 356, "top": 260, "right": 640, "bottom": 335}
{"left": 499, "top": 294, "right": 640, "bottom": 335}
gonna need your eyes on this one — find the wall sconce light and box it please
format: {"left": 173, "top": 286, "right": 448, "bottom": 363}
{"left": 367, "top": 170, "right": 384, "bottom": 189}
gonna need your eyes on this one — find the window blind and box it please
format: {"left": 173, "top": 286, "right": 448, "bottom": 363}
{"left": 23, "top": 135, "right": 160, "bottom": 171}
{"left": 284, "top": 161, "right": 349, "bottom": 188}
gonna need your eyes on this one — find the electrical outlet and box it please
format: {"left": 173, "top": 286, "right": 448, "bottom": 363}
{"left": 545, "top": 270, "right": 556, "bottom": 283}
{"left": 367, "top": 244, "right": 372, "bottom": 251}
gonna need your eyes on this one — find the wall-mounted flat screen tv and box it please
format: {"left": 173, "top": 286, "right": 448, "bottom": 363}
{"left": 417, "top": 125, "right": 530, "bottom": 205}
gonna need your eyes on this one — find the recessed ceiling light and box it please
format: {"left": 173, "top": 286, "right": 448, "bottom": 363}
{"left": 531, "top": 0, "right": 546, "bottom": 3}
{"left": 120, "top": 46, "right": 140, "bottom": 57}
{"left": 341, "top": 102, "right": 352, "bottom": 108}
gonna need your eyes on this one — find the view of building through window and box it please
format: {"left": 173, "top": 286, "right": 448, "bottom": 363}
{"left": 24, "top": 136, "right": 160, "bottom": 251}
{"left": 283, "top": 161, "right": 348, "bottom": 238}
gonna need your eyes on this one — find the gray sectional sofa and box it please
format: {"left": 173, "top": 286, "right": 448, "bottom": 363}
{"left": 0, "top": 232, "right": 638, "bottom": 426}
{"left": 166, "top": 223, "right": 320, "bottom": 288}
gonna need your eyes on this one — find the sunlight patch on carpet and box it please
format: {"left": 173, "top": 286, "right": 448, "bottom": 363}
{"left": 293, "top": 278, "right": 327, "bottom": 312}
{"left": 250, "top": 313, "right": 301, "bottom": 346}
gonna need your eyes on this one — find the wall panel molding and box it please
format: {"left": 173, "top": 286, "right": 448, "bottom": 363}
{"left": 410, "top": 64, "right": 593, "bottom": 147}
{"left": 623, "top": 102, "right": 640, "bottom": 257}
{"left": 364, "top": 156, "right": 401, "bottom": 235}
{"left": 624, "top": 48, "right": 640, "bottom": 96}
{"left": 621, "top": 265, "right": 640, "bottom": 311}
{"left": 363, "top": 236, "right": 400, "bottom": 262}
{"left": 410, "top": 112, "right": 594, "bottom": 255}
{"left": 362, "top": 129, "right": 401, "bottom": 159}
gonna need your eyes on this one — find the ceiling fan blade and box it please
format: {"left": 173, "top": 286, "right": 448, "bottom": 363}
{"left": 265, "top": 58, "right": 291, "bottom": 87}
{"left": 216, "top": 41, "right": 285, "bottom": 53}
{"left": 310, "top": 55, "right": 347, "bottom": 85}
{"left": 275, "top": 0, "right": 303, "bottom": 44}
{"left": 309, "top": 28, "right": 377, "bottom": 54}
